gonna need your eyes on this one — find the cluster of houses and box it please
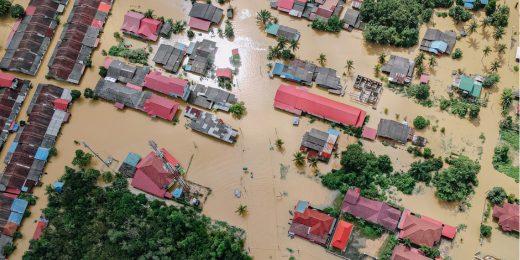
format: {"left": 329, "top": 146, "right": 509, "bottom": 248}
{"left": 120, "top": 11, "right": 164, "bottom": 41}
{"left": 0, "top": 196, "right": 29, "bottom": 257}
{"left": 300, "top": 128, "right": 339, "bottom": 163}
{"left": 0, "top": 0, "right": 67, "bottom": 76}
{"left": 0, "top": 74, "right": 30, "bottom": 151}
{"left": 188, "top": 3, "right": 224, "bottom": 32}
{"left": 3, "top": 84, "right": 73, "bottom": 194}
{"left": 47, "top": 0, "right": 113, "bottom": 84}
{"left": 272, "top": 59, "right": 342, "bottom": 93}
{"left": 152, "top": 39, "right": 218, "bottom": 76}
{"left": 289, "top": 189, "right": 457, "bottom": 259}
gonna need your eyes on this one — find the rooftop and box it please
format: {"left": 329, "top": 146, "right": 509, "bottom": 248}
{"left": 153, "top": 44, "right": 186, "bottom": 73}
{"left": 390, "top": 244, "right": 432, "bottom": 260}
{"left": 420, "top": 28, "right": 457, "bottom": 55}
{"left": 184, "top": 106, "right": 238, "bottom": 143}
{"left": 381, "top": 55, "right": 415, "bottom": 84}
{"left": 288, "top": 202, "right": 335, "bottom": 245}
{"left": 398, "top": 212, "right": 443, "bottom": 247}
{"left": 331, "top": 220, "right": 353, "bottom": 250}
{"left": 376, "top": 119, "right": 414, "bottom": 144}
{"left": 186, "top": 84, "right": 238, "bottom": 111}
{"left": 492, "top": 202, "right": 519, "bottom": 232}
{"left": 188, "top": 3, "right": 223, "bottom": 24}
{"left": 131, "top": 150, "right": 178, "bottom": 197}
{"left": 143, "top": 71, "right": 189, "bottom": 98}
{"left": 142, "top": 94, "right": 179, "bottom": 121}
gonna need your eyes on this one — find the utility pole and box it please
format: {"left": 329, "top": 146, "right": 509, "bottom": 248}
{"left": 82, "top": 141, "right": 111, "bottom": 167}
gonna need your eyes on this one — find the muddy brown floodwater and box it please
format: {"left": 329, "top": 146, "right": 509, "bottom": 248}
{"left": 0, "top": 0, "right": 518, "bottom": 259}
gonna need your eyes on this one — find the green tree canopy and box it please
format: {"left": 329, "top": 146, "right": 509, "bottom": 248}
{"left": 432, "top": 155, "right": 480, "bottom": 201}
{"left": 487, "top": 187, "right": 507, "bottom": 205}
{"left": 10, "top": 4, "right": 24, "bottom": 19}
{"left": 413, "top": 116, "right": 427, "bottom": 129}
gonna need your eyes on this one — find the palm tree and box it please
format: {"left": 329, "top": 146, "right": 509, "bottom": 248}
{"left": 429, "top": 56, "right": 436, "bottom": 67}
{"left": 235, "top": 204, "right": 248, "bottom": 216}
{"left": 143, "top": 9, "right": 155, "bottom": 19}
{"left": 416, "top": 65, "right": 424, "bottom": 76}
{"left": 466, "top": 20, "right": 478, "bottom": 36}
{"left": 289, "top": 39, "right": 300, "bottom": 52}
{"left": 493, "top": 26, "right": 505, "bottom": 41}
{"left": 374, "top": 64, "right": 381, "bottom": 76}
{"left": 378, "top": 52, "right": 386, "bottom": 64}
{"left": 403, "top": 238, "right": 412, "bottom": 247}
{"left": 308, "top": 157, "right": 318, "bottom": 168}
{"left": 481, "top": 17, "right": 492, "bottom": 29}
{"left": 333, "top": 151, "right": 339, "bottom": 159}
{"left": 277, "top": 36, "right": 287, "bottom": 50}
{"left": 256, "top": 9, "right": 272, "bottom": 25}
{"left": 0, "top": 0, "right": 11, "bottom": 16}
{"left": 317, "top": 53, "right": 327, "bottom": 66}
{"left": 345, "top": 59, "right": 354, "bottom": 72}
{"left": 414, "top": 52, "right": 425, "bottom": 66}
{"left": 482, "top": 46, "right": 492, "bottom": 62}
{"left": 44, "top": 184, "right": 58, "bottom": 196}
{"left": 490, "top": 60, "right": 501, "bottom": 72}
{"left": 275, "top": 139, "right": 284, "bottom": 149}
{"left": 497, "top": 43, "right": 507, "bottom": 54}
{"left": 293, "top": 151, "right": 306, "bottom": 166}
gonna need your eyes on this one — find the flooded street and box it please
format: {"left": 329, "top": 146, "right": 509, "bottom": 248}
{"left": 0, "top": 0, "right": 518, "bottom": 259}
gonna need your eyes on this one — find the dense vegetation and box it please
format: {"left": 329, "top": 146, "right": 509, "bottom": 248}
{"left": 311, "top": 15, "right": 343, "bottom": 33}
{"left": 493, "top": 120, "right": 519, "bottom": 182}
{"left": 360, "top": 0, "right": 433, "bottom": 47}
{"left": 432, "top": 155, "right": 480, "bottom": 201}
{"left": 487, "top": 187, "right": 507, "bottom": 205}
{"left": 23, "top": 165, "right": 251, "bottom": 260}
{"left": 108, "top": 46, "right": 149, "bottom": 65}
{"left": 432, "top": 0, "right": 454, "bottom": 8}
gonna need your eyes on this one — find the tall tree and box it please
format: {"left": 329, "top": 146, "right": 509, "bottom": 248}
{"left": 293, "top": 151, "right": 306, "bottom": 166}
{"left": 345, "top": 59, "right": 355, "bottom": 72}
{"left": 236, "top": 204, "right": 248, "bottom": 216}
{"left": 497, "top": 43, "right": 507, "bottom": 54}
{"left": 466, "top": 20, "right": 478, "bottom": 36}
{"left": 493, "top": 26, "right": 505, "bottom": 41}
{"left": 308, "top": 157, "right": 319, "bottom": 168}
{"left": 374, "top": 64, "right": 381, "bottom": 76}
{"left": 275, "top": 139, "right": 284, "bottom": 149}
{"left": 482, "top": 46, "right": 492, "bottom": 63}
{"left": 289, "top": 39, "right": 299, "bottom": 52}
{"left": 490, "top": 60, "right": 501, "bottom": 72}
{"left": 256, "top": 9, "right": 272, "bottom": 25}
{"left": 481, "top": 17, "right": 492, "bottom": 29}
{"left": 378, "top": 52, "right": 386, "bottom": 64}
{"left": 317, "top": 53, "right": 327, "bottom": 66}
{"left": 429, "top": 56, "right": 436, "bottom": 67}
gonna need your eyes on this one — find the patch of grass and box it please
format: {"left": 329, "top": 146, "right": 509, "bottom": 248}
{"left": 500, "top": 130, "right": 519, "bottom": 150}
{"left": 495, "top": 163, "right": 519, "bottom": 182}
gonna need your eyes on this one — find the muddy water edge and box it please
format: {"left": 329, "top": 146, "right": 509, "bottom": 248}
{"left": 0, "top": 0, "right": 518, "bottom": 259}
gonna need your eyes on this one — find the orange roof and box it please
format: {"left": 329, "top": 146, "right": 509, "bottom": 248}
{"left": 2, "top": 221, "right": 18, "bottom": 236}
{"left": 98, "top": 3, "right": 111, "bottom": 13}
{"left": 331, "top": 220, "right": 353, "bottom": 250}
{"left": 441, "top": 224, "right": 456, "bottom": 239}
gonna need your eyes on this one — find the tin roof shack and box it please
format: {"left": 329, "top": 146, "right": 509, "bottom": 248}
{"left": 382, "top": 55, "right": 415, "bottom": 85}
{"left": 153, "top": 44, "right": 186, "bottom": 73}
{"left": 492, "top": 202, "right": 519, "bottom": 232}
{"left": 350, "top": 75, "right": 383, "bottom": 104}
{"left": 341, "top": 189, "right": 402, "bottom": 231}
{"left": 0, "top": 76, "right": 31, "bottom": 152}
{"left": 186, "top": 39, "right": 217, "bottom": 75}
{"left": 274, "top": 84, "right": 367, "bottom": 127}
{"left": 342, "top": 9, "right": 365, "bottom": 31}
{"left": 376, "top": 119, "right": 415, "bottom": 144}
{"left": 189, "top": 3, "right": 223, "bottom": 26}
{"left": 0, "top": 0, "right": 62, "bottom": 76}
{"left": 265, "top": 23, "right": 301, "bottom": 41}
{"left": 184, "top": 106, "right": 238, "bottom": 143}
{"left": 389, "top": 244, "right": 432, "bottom": 260}
{"left": 186, "top": 84, "right": 238, "bottom": 112}
{"left": 47, "top": 0, "right": 112, "bottom": 84}
{"left": 2, "top": 84, "right": 73, "bottom": 193}
{"left": 300, "top": 128, "right": 339, "bottom": 162}
{"left": 288, "top": 200, "right": 336, "bottom": 246}
{"left": 272, "top": 60, "right": 316, "bottom": 86}
{"left": 420, "top": 28, "right": 457, "bottom": 55}
{"left": 451, "top": 74, "right": 482, "bottom": 102}
{"left": 314, "top": 66, "right": 341, "bottom": 92}
{"left": 143, "top": 71, "right": 190, "bottom": 100}
{"left": 131, "top": 149, "right": 180, "bottom": 198}
{"left": 104, "top": 58, "right": 150, "bottom": 86}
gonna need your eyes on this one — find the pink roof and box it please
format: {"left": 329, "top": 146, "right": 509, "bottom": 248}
{"left": 316, "top": 7, "right": 333, "bottom": 18}
{"left": 398, "top": 214, "right": 442, "bottom": 247}
{"left": 126, "top": 83, "right": 143, "bottom": 91}
{"left": 120, "top": 11, "right": 144, "bottom": 34}
{"left": 493, "top": 202, "right": 519, "bottom": 232}
{"left": 2, "top": 193, "right": 17, "bottom": 198}
{"left": 0, "top": 72, "right": 16, "bottom": 88}
{"left": 143, "top": 71, "right": 189, "bottom": 97}
{"left": 216, "top": 68, "right": 232, "bottom": 78}
{"left": 26, "top": 6, "right": 36, "bottom": 15}
{"left": 189, "top": 17, "right": 211, "bottom": 31}
{"left": 54, "top": 99, "right": 70, "bottom": 111}
{"left": 362, "top": 127, "right": 377, "bottom": 140}
{"left": 91, "top": 19, "right": 103, "bottom": 29}
{"left": 277, "top": 0, "right": 295, "bottom": 10}
{"left": 232, "top": 49, "right": 239, "bottom": 55}
{"left": 274, "top": 84, "right": 366, "bottom": 127}
{"left": 102, "top": 58, "right": 114, "bottom": 69}
{"left": 137, "top": 18, "right": 162, "bottom": 41}
{"left": 131, "top": 150, "right": 178, "bottom": 197}
{"left": 114, "top": 103, "right": 124, "bottom": 109}
{"left": 142, "top": 94, "right": 179, "bottom": 121}
{"left": 390, "top": 244, "right": 431, "bottom": 260}
{"left": 32, "top": 220, "right": 48, "bottom": 240}
{"left": 420, "top": 215, "right": 443, "bottom": 226}
{"left": 321, "top": 0, "right": 340, "bottom": 10}
{"left": 331, "top": 220, "right": 353, "bottom": 250}
{"left": 8, "top": 19, "right": 21, "bottom": 40}
{"left": 420, "top": 74, "right": 429, "bottom": 84}
{"left": 98, "top": 2, "right": 111, "bottom": 12}
{"left": 442, "top": 224, "right": 456, "bottom": 239}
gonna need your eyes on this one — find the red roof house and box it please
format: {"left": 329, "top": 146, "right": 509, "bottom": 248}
{"left": 131, "top": 149, "right": 180, "bottom": 197}
{"left": 362, "top": 127, "right": 377, "bottom": 140}
{"left": 492, "top": 202, "right": 519, "bottom": 232}
{"left": 277, "top": 0, "right": 295, "bottom": 11}
{"left": 120, "top": 11, "right": 144, "bottom": 34}
{"left": 143, "top": 71, "right": 189, "bottom": 98}
{"left": 216, "top": 68, "right": 233, "bottom": 79}
{"left": 0, "top": 72, "right": 16, "bottom": 88}
{"left": 441, "top": 224, "right": 456, "bottom": 239}
{"left": 331, "top": 220, "right": 353, "bottom": 250}
{"left": 390, "top": 244, "right": 432, "bottom": 260}
{"left": 274, "top": 84, "right": 367, "bottom": 127}
{"left": 32, "top": 219, "right": 48, "bottom": 240}
{"left": 341, "top": 189, "right": 402, "bottom": 230}
{"left": 189, "top": 17, "right": 211, "bottom": 31}
{"left": 398, "top": 211, "right": 442, "bottom": 247}
{"left": 288, "top": 202, "right": 335, "bottom": 245}
{"left": 137, "top": 18, "right": 162, "bottom": 41}
{"left": 142, "top": 94, "right": 180, "bottom": 121}
{"left": 54, "top": 99, "right": 70, "bottom": 111}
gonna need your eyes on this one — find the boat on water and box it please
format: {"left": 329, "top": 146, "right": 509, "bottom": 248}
{"left": 483, "top": 256, "right": 500, "bottom": 260}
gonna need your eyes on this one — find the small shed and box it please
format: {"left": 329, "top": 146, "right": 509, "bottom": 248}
{"left": 362, "top": 127, "right": 377, "bottom": 140}
{"left": 53, "top": 181, "right": 64, "bottom": 193}
{"left": 420, "top": 74, "right": 429, "bottom": 84}
{"left": 216, "top": 68, "right": 233, "bottom": 79}
{"left": 124, "top": 152, "right": 142, "bottom": 167}
{"left": 227, "top": 8, "right": 233, "bottom": 18}
{"left": 293, "top": 117, "right": 300, "bottom": 125}
{"left": 173, "top": 188, "right": 183, "bottom": 198}
{"left": 54, "top": 99, "right": 70, "bottom": 111}
{"left": 232, "top": 48, "right": 239, "bottom": 56}
{"left": 442, "top": 224, "right": 456, "bottom": 239}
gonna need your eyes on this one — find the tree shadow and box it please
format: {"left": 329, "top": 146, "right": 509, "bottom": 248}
{"left": 467, "top": 37, "right": 480, "bottom": 50}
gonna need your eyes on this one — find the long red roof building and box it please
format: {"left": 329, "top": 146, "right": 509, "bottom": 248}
{"left": 274, "top": 84, "right": 366, "bottom": 127}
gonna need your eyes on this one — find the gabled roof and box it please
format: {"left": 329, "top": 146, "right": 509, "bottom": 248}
{"left": 398, "top": 213, "right": 443, "bottom": 247}
{"left": 188, "top": 3, "right": 223, "bottom": 24}
{"left": 137, "top": 18, "right": 162, "bottom": 41}
{"left": 331, "top": 220, "right": 353, "bottom": 250}
{"left": 376, "top": 119, "right": 413, "bottom": 144}
{"left": 32, "top": 219, "right": 48, "bottom": 240}
{"left": 293, "top": 208, "right": 334, "bottom": 238}
{"left": 120, "top": 11, "right": 144, "bottom": 34}
{"left": 142, "top": 94, "right": 179, "bottom": 121}
{"left": 54, "top": 99, "right": 69, "bottom": 111}
{"left": 131, "top": 150, "right": 177, "bottom": 197}
{"left": 216, "top": 68, "right": 232, "bottom": 78}
{"left": 189, "top": 17, "right": 211, "bottom": 31}
{"left": 493, "top": 202, "right": 519, "bottom": 232}
{"left": 143, "top": 71, "right": 189, "bottom": 97}
{"left": 390, "top": 244, "right": 432, "bottom": 260}
{"left": 277, "top": 0, "right": 295, "bottom": 10}
{"left": 94, "top": 79, "right": 145, "bottom": 108}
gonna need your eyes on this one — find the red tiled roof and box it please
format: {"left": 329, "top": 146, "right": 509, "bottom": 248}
{"left": 274, "top": 84, "right": 366, "bottom": 127}
{"left": 131, "top": 150, "right": 177, "bottom": 197}
{"left": 120, "top": 11, "right": 144, "bottom": 34}
{"left": 142, "top": 94, "right": 179, "bottom": 121}
{"left": 331, "top": 220, "right": 353, "bottom": 250}
{"left": 293, "top": 208, "right": 334, "bottom": 238}
{"left": 277, "top": 0, "right": 295, "bottom": 10}
{"left": 362, "top": 127, "right": 377, "bottom": 140}
{"left": 189, "top": 17, "right": 211, "bottom": 31}
{"left": 137, "top": 18, "right": 162, "bottom": 41}
{"left": 216, "top": 68, "right": 232, "bottom": 79}
{"left": 390, "top": 244, "right": 432, "bottom": 260}
{"left": 0, "top": 73, "right": 16, "bottom": 88}
{"left": 2, "top": 221, "right": 18, "bottom": 236}
{"left": 398, "top": 214, "right": 442, "bottom": 247}
{"left": 492, "top": 202, "right": 519, "bottom": 232}
{"left": 316, "top": 7, "right": 333, "bottom": 18}
{"left": 442, "top": 224, "right": 456, "bottom": 239}
{"left": 341, "top": 190, "right": 401, "bottom": 230}
{"left": 143, "top": 71, "right": 189, "bottom": 97}
{"left": 54, "top": 99, "right": 70, "bottom": 111}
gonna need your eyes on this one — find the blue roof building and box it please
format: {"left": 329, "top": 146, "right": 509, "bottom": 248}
{"left": 34, "top": 148, "right": 50, "bottom": 161}
{"left": 53, "top": 181, "right": 64, "bottom": 193}
{"left": 10, "top": 198, "right": 28, "bottom": 213}
{"left": 124, "top": 152, "right": 142, "bottom": 167}
{"left": 173, "top": 188, "right": 183, "bottom": 198}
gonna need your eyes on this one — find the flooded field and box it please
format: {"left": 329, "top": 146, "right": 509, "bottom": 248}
{"left": 0, "top": 0, "right": 518, "bottom": 259}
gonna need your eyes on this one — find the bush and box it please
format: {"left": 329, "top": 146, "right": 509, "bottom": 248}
{"left": 49, "top": 146, "right": 57, "bottom": 157}
{"left": 482, "top": 73, "right": 499, "bottom": 88}
{"left": 422, "top": 8, "right": 434, "bottom": 23}
{"left": 487, "top": 187, "right": 507, "bottom": 205}
{"left": 440, "top": 99, "right": 451, "bottom": 110}
{"left": 113, "top": 32, "right": 120, "bottom": 38}
{"left": 423, "top": 148, "right": 432, "bottom": 159}
{"left": 413, "top": 116, "right": 427, "bottom": 129}
{"left": 456, "top": 0, "right": 464, "bottom": 5}
{"left": 433, "top": 0, "right": 454, "bottom": 8}
{"left": 440, "top": 127, "right": 445, "bottom": 133}
{"left": 468, "top": 104, "right": 480, "bottom": 118}
{"left": 389, "top": 171, "right": 416, "bottom": 194}
{"left": 99, "top": 66, "right": 108, "bottom": 77}
{"left": 224, "top": 20, "right": 234, "bottom": 38}
{"left": 480, "top": 224, "right": 492, "bottom": 237}
{"left": 187, "top": 29, "right": 194, "bottom": 38}
{"left": 407, "top": 146, "right": 413, "bottom": 153}
{"left": 10, "top": 4, "right": 24, "bottom": 19}
{"left": 45, "top": 75, "right": 52, "bottom": 80}
{"left": 485, "top": 0, "right": 496, "bottom": 16}
{"left": 311, "top": 15, "right": 343, "bottom": 33}
{"left": 449, "top": 6, "right": 472, "bottom": 22}
{"left": 415, "top": 84, "right": 430, "bottom": 100}
{"left": 4, "top": 245, "right": 15, "bottom": 256}
{"left": 85, "top": 58, "right": 92, "bottom": 68}
{"left": 515, "top": 66, "right": 519, "bottom": 72}
{"left": 71, "top": 90, "right": 81, "bottom": 101}
{"left": 229, "top": 101, "right": 246, "bottom": 119}
{"left": 433, "top": 155, "right": 480, "bottom": 201}
{"left": 451, "top": 48, "right": 463, "bottom": 59}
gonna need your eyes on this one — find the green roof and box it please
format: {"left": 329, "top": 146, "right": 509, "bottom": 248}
{"left": 458, "top": 76, "right": 481, "bottom": 98}
{"left": 265, "top": 23, "right": 280, "bottom": 35}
